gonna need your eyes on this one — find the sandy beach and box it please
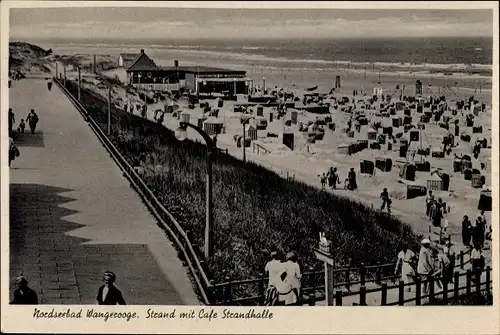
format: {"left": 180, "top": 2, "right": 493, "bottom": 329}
{"left": 41, "top": 46, "right": 493, "bottom": 247}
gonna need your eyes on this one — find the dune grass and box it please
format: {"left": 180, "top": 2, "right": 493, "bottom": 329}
{"left": 64, "top": 79, "right": 422, "bottom": 287}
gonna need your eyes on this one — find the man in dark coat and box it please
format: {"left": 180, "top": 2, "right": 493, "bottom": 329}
{"left": 96, "top": 271, "right": 126, "bottom": 305}
{"left": 347, "top": 168, "right": 357, "bottom": 191}
{"left": 11, "top": 276, "right": 38, "bottom": 304}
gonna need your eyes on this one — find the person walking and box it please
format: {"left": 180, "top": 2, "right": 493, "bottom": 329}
{"left": 425, "top": 191, "right": 435, "bottom": 218}
{"left": 443, "top": 240, "right": 457, "bottom": 284}
{"left": 347, "top": 168, "right": 357, "bottom": 191}
{"left": 8, "top": 108, "right": 15, "bottom": 137}
{"left": 328, "top": 168, "right": 340, "bottom": 190}
{"left": 9, "top": 137, "right": 20, "bottom": 167}
{"left": 283, "top": 252, "right": 302, "bottom": 304}
{"left": 394, "top": 243, "right": 416, "bottom": 291}
{"left": 96, "top": 271, "right": 126, "bottom": 305}
{"left": 19, "top": 119, "right": 26, "bottom": 133}
{"left": 461, "top": 215, "right": 473, "bottom": 247}
{"left": 26, "top": 109, "right": 39, "bottom": 134}
{"left": 470, "top": 244, "right": 485, "bottom": 284}
{"left": 264, "top": 251, "right": 284, "bottom": 289}
{"left": 472, "top": 215, "right": 486, "bottom": 248}
{"left": 417, "top": 239, "right": 434, "bottom": 294}
{"left": 380, "top": 188, "right": 392, "bottom": 214}
{"left": 11, "top": 276, "right": 38, "bottom": 304}
{"left": 432, "top": 202, "right": 443, "bottom": 228}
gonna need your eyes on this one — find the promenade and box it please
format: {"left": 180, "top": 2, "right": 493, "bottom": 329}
{"left": 9, "top": 77, "right": 200, "bottom": 305}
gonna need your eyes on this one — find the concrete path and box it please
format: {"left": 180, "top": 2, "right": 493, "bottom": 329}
{"left": 8, "top": 77, "right": 200, "bottom": 305}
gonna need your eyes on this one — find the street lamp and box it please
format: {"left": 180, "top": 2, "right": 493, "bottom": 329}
{"left": 241, "top": 114, "right": 255, "bottom": 163}
{"left": 175, "top": 121, "right": 215, "bottom": 260}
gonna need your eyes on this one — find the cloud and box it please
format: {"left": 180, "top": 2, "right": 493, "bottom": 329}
{"left": 9, "top": 8, "right": 493, "bottom": 40}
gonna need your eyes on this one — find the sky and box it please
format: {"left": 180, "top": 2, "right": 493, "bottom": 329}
{"left": 9, "top": 7, "right": 494, "bottom": 40}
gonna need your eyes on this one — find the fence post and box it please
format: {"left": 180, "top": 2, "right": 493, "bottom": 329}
{"left": 335, "top": 290, "right": 342, "bottom": 306}
{"left": 360, "top": 263, "right": 366, "bottom": 286}
{"left": 258, "top": 272, "right": 265, "bottom": 305}
{"left": 208, "top": 280, "right": 216, "bottom": 304}
{"left": 308, "top": 267, "right": 316, "bottom": 306}
{"left": 375, "top": 262, "right": 382, "bottom": 285}
{"left": 485, "top": 266, "right": 491, "bottom": 294}
{"left": 107, "top": 86, "right": 112, "bottom": 135}
{"left": 63, "top": 65, "right": 66, "bottom": 87}
{"left": 223, "top": 276, "right": 232, "bottom": 304}
{"left": 415, "top": 277, "right": 421, "bottom": 305}
{"left": 443, "top": 278, "right": 448, "bottom": 303}
{"left": 475, "top": 268, "right": 481, "bottom": 294}
{"left": 381, "top": 283, "right": 387, "bottom": 306}
{"left": 460, "top": 251, "right": 464, "bottom": 269}
{"left": 466, "top": 269, "right": 472, "bottom": 297}
{"left": 345, "top": 266, "right": 351, "bottom": 291}
{"left": 398, "top": 280, "right": 405, "bottom": 306}
{"left": 429, "top": 276, "right": 435, "bottom": 304}
{"left": 225, "top": 148, "right": 228, "bottom": 155}
{"left": 359, "top": 286, "right": 367, "bottom": 306}
{"left": 454, "top": 271, "right": 460, "bottom": 298}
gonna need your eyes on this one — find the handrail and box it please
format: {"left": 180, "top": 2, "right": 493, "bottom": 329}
{"left": 54, "top": 78, "right": 211, "bottom": 304}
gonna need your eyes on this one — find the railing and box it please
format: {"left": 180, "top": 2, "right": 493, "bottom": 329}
{"left": 53, "top": 78, "right": 212, "bottom": 304}
{"left": 210, "top": 249, "right": 473, "bottom": 305}
{"left": 54, "top": 76, "right": 480, "bottom": 306}
{"left": 252, "top": 142, "right": 271, "bottom": 155}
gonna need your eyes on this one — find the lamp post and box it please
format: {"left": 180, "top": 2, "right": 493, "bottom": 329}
{"left": 175, "top": 121, "right": 215, "bottom": 260}
{"left": 241, "top": 115, "right": 255, "bottom": 163}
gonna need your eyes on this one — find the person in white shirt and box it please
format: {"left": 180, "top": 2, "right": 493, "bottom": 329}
{"left": 394, "top": 243, "right": 416, "bottom": 291}
{"left": 417, "top": 239, "right": 434, "bottom": 294}
{"left": 283, "top": 251, "right": 302, "bottom": 303}
{"left": 264, "top": 251, "right": 283, "bottom": 289}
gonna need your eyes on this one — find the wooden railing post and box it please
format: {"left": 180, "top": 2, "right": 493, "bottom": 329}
{"left": 381, "top": 283, "right": 388, "bottom": 306}
{"left": 359, "top": 286, "right": 367, "bottom": 306}
{"left": 485, "top": 266, "right": 491, "bottom": 294}
{"left": 415, "top": 277, "right": 421, "bottom": 305}
{"left": 223, "top": 276, "right": 232, "bottom": 304}
{"left": 398, "top": 280, "right": 405, "bottom": 306}
{"left": 429, "top": 276, "right": 435, "bottom": 304}
{"left": 258, "top": 272, "right": 265, "bottom": 305}
{"left": 460, "top": 251, "right": 464, "bottom": 269}
{"left": 345, "top": 266, "right": 351, "bottom": 291}
{"left": 360, "top": 263, "right": 366, "bottom": 286}
{"left": 208, "top": 280, "right": 216, "bottom": 304}
{"left": 335, "top": 290, "right": 343, "bottom": 306}
{"left": 443, "top": 279, "right": 448, "bottom": 303}
{"left": 475, "top": 268, "right": 481, "bottom": 294}
{"left": 466, "top": 269, "right": 472, "bottom": 297}
{"left": 308, "top": 267, "right": 316, "bottom": 305}
{"left": 375, "top": 262, "right": 382, "bottom": 285}
{"left": 454, "top": 271, "right": 460, "bottom": 298}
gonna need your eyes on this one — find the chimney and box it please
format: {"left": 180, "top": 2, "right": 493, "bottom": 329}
{"left": 140, "top": 49, "right": 144, "bottom": 54}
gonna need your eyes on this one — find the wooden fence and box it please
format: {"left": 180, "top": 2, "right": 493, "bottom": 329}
{"left": 210, "top": 248, "right": 474, "bottom": 305}
{"left": 54, "top": 77, "right": 485, "bottom": 307}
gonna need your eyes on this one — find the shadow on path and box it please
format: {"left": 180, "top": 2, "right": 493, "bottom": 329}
{"left": 11, "top": 131, "right": 45, "bottom": 148}
{"left": 10, "top": 183, "right": 184, "bottom": 305}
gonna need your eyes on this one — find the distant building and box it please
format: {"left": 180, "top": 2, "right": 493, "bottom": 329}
{"left": 123, "top": 49, "right": 251, "bottom": 94}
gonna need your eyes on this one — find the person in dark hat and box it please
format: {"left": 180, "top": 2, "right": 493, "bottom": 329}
{"left": 96, "top": 271, "right": 126, "bottom": 305}
{"left": 11, "top": 276, "right": 38, "bottom": 304}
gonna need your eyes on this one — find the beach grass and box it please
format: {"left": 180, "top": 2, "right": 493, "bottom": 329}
{"left": 63, "top": 79, "right": 422, "bottom": 291}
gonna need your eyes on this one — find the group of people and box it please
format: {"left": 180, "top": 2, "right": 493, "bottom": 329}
{"left": 319, "top": 167, "right": 357, "bottom": 191}
{"left": 11, "top": 271, "right": 126, "bottom": 305}
{"left": 8, "top": 109, "right": 39, "bottom": 167}
{"left": 263, "top": 251, "right": 302, "bottom": 306}
{"left": 425, "top": 190, "right": 449, "bottom": 229}
{"left": 395, "top": 238, "right": 486, "bottom": 296}
{"left": 462, "top": 211, "right": 490, "bottom": 249}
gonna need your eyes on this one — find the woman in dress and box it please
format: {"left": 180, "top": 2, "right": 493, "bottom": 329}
{"left": 461, "top": 215, "right": 472, "bottom": 247}
{"left": 394, "top": 243, "right": 416, "bottom": 292}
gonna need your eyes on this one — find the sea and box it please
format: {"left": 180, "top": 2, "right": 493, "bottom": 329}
{"left": 33, "top": 36, "right": 492, "bottom": 69}
{"left": 27, "top": 36, "right": 493, "bottom": 92}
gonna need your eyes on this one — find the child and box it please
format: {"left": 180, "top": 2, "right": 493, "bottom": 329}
{"left": 19, "top": 119, "right": 25, "bottom": 133}
{"left": 319, "top": 173, "right": 327, "bottom": 190}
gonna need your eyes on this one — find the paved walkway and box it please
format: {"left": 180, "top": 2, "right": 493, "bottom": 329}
{"left": 9, "top": 77, "right": 200, "bottom": 305}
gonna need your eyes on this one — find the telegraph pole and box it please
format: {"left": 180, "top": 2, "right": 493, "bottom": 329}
{"left": 63, "top": 65, "right": 66, "bottom": 86}
{"left": 107, "top": 86, "right": 112, "bottom": 135}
